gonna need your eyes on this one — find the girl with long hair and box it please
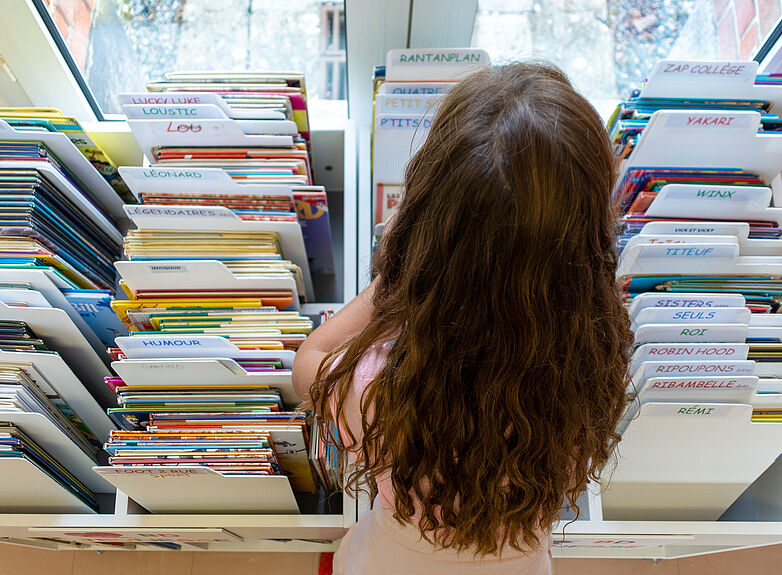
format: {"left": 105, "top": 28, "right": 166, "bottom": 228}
{"left": 293, "top": 61, "right": 632, "bottom": 574}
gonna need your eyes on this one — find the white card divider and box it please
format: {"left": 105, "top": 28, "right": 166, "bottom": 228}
{"left": 0, "top": 268, "right": 113, "bottom": 369}
{"left": 0, "top": 348, "right": 114, "bottom": 441}
{"left": 120, "top": 92, "right": 286, "bottom": 121}
{"left": 639, "top": 60, "right": 782, "bottom": 110}
{"left": 0, "top": 412, "right": 110, "bottom": 493}
{"left": 0, "top": 158, "right": 124, "bottom": 246}
{"left": 115, "top": 335, "right": 295, "bottom": 363}
{"left": 618, "top": 110, "right": 782, "bottom": 185}
{"left": 616, "top": 238, "right": 782, "bottom": 279}
{"left": 603, "top": 402, "right": 782, "bottom": 520}
{"left": 385, "top": 48, "right": 490, "bottom": 82}
{"left": 114, "top": 260, "right": 300, "bottom": 311}
{"left": 112, "top": 358, "right": 299, "bottom": 406}
{"left": 0, "top": 120, "right": 127, "bottom": 228}
{"left": 127, "top": 119, "right": 295, "bottom": 164}
{"left": 642, "top": 184, "right": 782, "bottom": 226}
{"left": 0, "top": 301, "right": 114, "bottom": 408}
{"left": 118, "top": 166, "right": 294, "bottom": 201}
{"left": 632, "top": 221, "right": 782, "bottom": 256}
{"left": 115, "top": 334, "right": 296, "bottom": 362}
{"left": 93, "top": 466, "right": 299, "bottom": 514}
{"left": 124, "top": 205, "right": 314, "bottom": 302}
{"left": 0, "top": 458, "right": 96, "bottom": 513}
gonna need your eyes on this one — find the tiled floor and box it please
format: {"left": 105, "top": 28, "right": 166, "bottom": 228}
{"left": 2, "top": 543, "right": 782, "bottom": 574}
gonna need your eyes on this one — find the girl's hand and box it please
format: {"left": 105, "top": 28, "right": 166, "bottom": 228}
{"left": 292, "top": 278, "right": 378, "bottom": 400}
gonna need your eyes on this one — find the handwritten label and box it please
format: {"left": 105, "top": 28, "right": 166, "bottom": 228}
{"left": 378, "top": 115, "right": 433, "bottom": 130}
{"left": 641, "top": 243, "right": 735, "bottom": 258}
{"left": 643, "top": 345, "right": 741, "bottom": 358}
{"left": 650, "top": 60, "right": 756, "bottom": 81}
{"left": 394, "top": 50, "right": 485, "bottom": 65}
{"left": 664, "top": 113, "right": 753, "bottom": 130}
{"left": 649, "top": 362, "right": 753, "bottom": 375}
{"left": 126, "top": 95, "right": 205, "bottom": 105}
{"left": 126, "top": 206, "right": 233, "bottom": 218}
{"left": 647, "top": 377, "right": 754, "bottom": 390}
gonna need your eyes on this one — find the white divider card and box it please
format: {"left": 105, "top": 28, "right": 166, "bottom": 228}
{"left": 0, "top": 269, "right": 115, "bottom": 368}
{"left": 631, "top": 221, "right": 782, "bottom": 257}
{"left": 631, "top": 306, "right": 751, "bottom": 329}
{"left": 633, "top": 323, "right": 748, "bottom": 345}
{"left": 0, "top": 458, "right": 96, "bottom": 513}
{"left": 123, "top": 205, "right": 313, "bottom": 302}
{"left": 754, "top": 363, "right": 782, "bottom": 377}
{"left": 0, "top": 160, "right": 123, "bottom": 246}
{"left": 630, "top": 360, "right": 756, "bottom": 393}
{"left": 0, "top": 302, "right": 114, "bottom": 408}
{"left": 643, "top": 184, "right": 782, "bottom": 224}
{"left": 757, "top": 378, "right": 782, "bottom": 393}
{"left": 93, "top": 466, "right": 300, "bottom": 514}
{"left": 639, "top": 60, "right": 782, "bottom": 109}
{"left": 115, "top": 335, "right": 293, "bottom": 364}
{"left": 603, "top": 401, "right": 782, "bottom": 520}
{"left": 748, "top": 314, "right": 782, "bottom": 326}
{"left": 618, "top": 109, "right": 782, "bottom": 184}
{"left": 385, "top": 48, "right": 490, "bottom": 82}
{"left": 377, "top": 82, "right": 454, "bottom": 95}
{"left": 120, "top": 92, "right": 286, "bottom": 120}
{"left": 0, "top": 412, "right": 111, "bottom": 493}
{"left": 118, "top": 166, "right": 294, "bottom": 200}
{"left": 112, "top": 358, "right": 299, "bottom": 406}
{"left": 0, "top": 348, "right": 114, "bottom": 442}
{"left": 628, "top": 292, "right": 746, "bottom": 317}
{"left": 629, "top": 343, "right": 749, "bottom": 374}
{"left": 372, "top": 114, "right": 433, "bottom": 224}
{"left": 0, "top": 120, "right": 128, "bottom": 226}
{"left": 374, "top": 94, "right": 443, "bottom": 115}
{"left": 0, "top": 288, "right": 51, "bottom": 308}
{"left": 128, "top": 119, "right": 296, "bottom": 163}
{"left": 115, "top": 260, "right": 300, "bottom": 311}
{"left": 124, "top": 103, "right": 230, "bottom": 120}
{"left": 637, "top": 375, "right": 758, "bottom": 404}
{"left": 616, "top": 239, "right": 782, "bottom": 278}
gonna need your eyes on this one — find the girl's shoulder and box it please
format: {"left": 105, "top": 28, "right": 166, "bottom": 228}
{"left": 354, "top": 341, "right": 393, "bottom": 387}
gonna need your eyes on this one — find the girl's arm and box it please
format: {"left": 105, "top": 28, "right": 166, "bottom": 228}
{"left": 292, "top": 279, "right": 377, "bottom": 400}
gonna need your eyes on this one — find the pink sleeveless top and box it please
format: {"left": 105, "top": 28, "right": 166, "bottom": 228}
{"left": 332, "top": 343, "right": 553, "bottom": 575}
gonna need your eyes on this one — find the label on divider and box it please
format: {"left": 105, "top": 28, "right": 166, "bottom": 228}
{"left": 639, "top": 242, "right": 738, "bottom": 259}
{"left": 632, "top": 306, "right": 750, "bottom": 329}
{"left": 638, "top": 375, "right": 758, "bottom": 404}
{"left": 633, "top": 323, "right": 748, "bottom": 345}
{"left": 631, "top": 360, "right": 756, "bottom": 391}
{"left": 378, "top": 82, "right": 453, "bottom": 95}
{"left": 638, "top": 221, "right": 750, "bottom": 239}
{"left": 629, "top": 343, "right": 749, "bottom": 374}
{"left": 628, "top": 293, "right": 745, "bottom": 318}
{"left": 664, "top": 113, "right": 754, "bottom": 131}
{"left": 661, "top": 403, "right": 743, "bottom": 417}
{"left": 116, "top": 335, "right": 239, "bottom": 359}
{"left": 647, "top": 60, "right": 757, "bottom": 83}
{"left": 386, "top": 48, "right": 490, "bottom": 81}
{"left": 375, "top": 94, "right": 442, "bottom": 115}
{"left": 376, "top": 114, "right": 434, "bottom": 131}
{"left": 646, "top": 184, "right": 772, "bottom": 219}
{"left": 124, "top": 104, "right": 227, "bottom": 120}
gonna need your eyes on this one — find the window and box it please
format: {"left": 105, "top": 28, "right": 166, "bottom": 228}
{"left": 40, "top": 0, "right": 347, "bottom": 116}
{"left": 472, "top": 0, "right": 782, "bottom": 118}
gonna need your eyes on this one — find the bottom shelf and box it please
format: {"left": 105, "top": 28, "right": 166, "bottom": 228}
{"left": 4, "top": 460, "right": 782, "bottom": 558}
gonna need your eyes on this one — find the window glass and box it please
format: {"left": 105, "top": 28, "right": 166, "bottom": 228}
{"left": 42, "top": 0, "right": 346, "bottom": 115}
{"left": 472, "top": 0, "right": 780, "bottom": 118}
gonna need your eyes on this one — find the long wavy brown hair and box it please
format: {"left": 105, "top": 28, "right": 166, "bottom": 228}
{"left": 310, "top": 61, "right": 631, "bottom": 555}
